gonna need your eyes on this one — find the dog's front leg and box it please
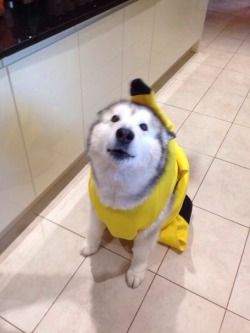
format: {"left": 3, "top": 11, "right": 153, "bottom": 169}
{"left": 81, "top": 205, "right": 106, "bottom": 257}
{"left": 126, "top": 224, "right": 159, "bottom": 289}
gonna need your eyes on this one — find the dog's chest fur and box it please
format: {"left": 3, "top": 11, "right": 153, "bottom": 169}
{"left": 91, "top": 159, "right": 159, "bottom": 210}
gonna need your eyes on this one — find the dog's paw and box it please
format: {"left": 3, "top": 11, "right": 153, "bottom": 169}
{"left": 126, "top": 269, "right": 146, "bottom": 289}
{"left": 81, "top": 244, "right": 99, "bottom": 257}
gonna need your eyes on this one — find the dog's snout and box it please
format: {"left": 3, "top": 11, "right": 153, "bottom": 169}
{"left": 116, "top": 128, "right": 134, "bottom": 144}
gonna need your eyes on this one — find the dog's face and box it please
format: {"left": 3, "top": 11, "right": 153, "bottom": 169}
{"left": 88, "top": 101, "right": 174, "bottom": 171}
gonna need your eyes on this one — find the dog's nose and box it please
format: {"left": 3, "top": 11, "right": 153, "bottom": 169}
{"left": 116, "top": 128, "right": 134, "bottom": 144}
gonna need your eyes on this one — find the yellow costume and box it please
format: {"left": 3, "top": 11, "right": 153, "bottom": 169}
{"left": 89, "top": 79, "right": 192, "bottom": 251}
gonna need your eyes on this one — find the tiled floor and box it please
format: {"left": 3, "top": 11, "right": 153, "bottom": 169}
{"left": 1, "top": 1, "right": 250, "bottom": 332}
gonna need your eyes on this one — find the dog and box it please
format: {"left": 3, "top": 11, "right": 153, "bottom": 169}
{"left": 81, "top": 79, "right": 192, "bottom": 289}
{"left": 82, "top": 100, "right": 176, "bottom": 287}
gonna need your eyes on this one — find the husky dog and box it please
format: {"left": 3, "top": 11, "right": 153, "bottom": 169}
{"left": 81, "top": 100, "right": 176, "bottom": 288}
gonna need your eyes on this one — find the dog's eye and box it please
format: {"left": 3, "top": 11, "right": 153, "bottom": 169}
{"left": 111, "top": 115, "right": 120, "bottom": 122}
{"left": 139, "top": 123, "right": 148, "bottom": 131}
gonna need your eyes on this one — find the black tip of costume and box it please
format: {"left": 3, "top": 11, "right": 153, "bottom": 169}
{"left": 179, "top": 195, "right": 193, "bottom": 224}
{"left": 130, "top": 78, "right": 151, "bottom": 96}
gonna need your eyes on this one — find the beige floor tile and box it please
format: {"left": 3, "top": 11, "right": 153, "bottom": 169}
{"left": 176, "top": 113, "right": 230, "bottom": 156}
{"left": 173, "top": 62, "right": 221, "bottom": 85}
{"left": 234, "top": 98, "right": 250, "bottom": 127}
{"left": 219, "top": 28, "right": 250, "bottom": 40}
{"left": 38, "top": 175, "right": 91, "bottom": 237}
{"left": 183, "top": 148, "right": 213, "bottom": 200}
{"left": 194, "top": 159, "right": 250, "bottom": 227}
{"left": 237, "top": 40, "right": 250, "bottom": 56}
{"left": 194, "top": 88, "right": 244, "bottom": 121}
{"left": 0, "top": 219, "right": 84, "bottom": 333}
{"left": 33, "top": 163, "right": 90, "bottom": 218}
{"left": 217, "top": 124, "right": 250, "bottom": 168}
{"left": 159, "top": 103, "right": 190, "bottom": 131}
{"left": 128, "top": 276, "right": 224, "bottom": 333}
{"left": 209, "top": 36, "right": 243, "bottom": 52}
{"left": 226, "top": 54, "right": 250, "bottom": 75}
{"left": 34, "top": 248, "right": 154, "bottom": 333}
{"left": 192, "top": 47, "right": 234, "bottom": 68}
{"left": 205, "top": 11, "right": 233, "bottom": 26}
{"left": 200, "top": 32, "right": 218, "bottom": 48}
{"left": 211, "top": 69, "right": 250, "bottom": 97}
{"left": 228, "top": 235, "right": 250, "bottom": 320}
{"left": 220, "top": 311, "right": 250, "bottom": 333}
{"left": 157, "top": 80, "right": 210, "bottom": 111}
{"left": 158, "top": 207, "right": 248, "bottom": 307}
{"left": 0, "top": 318, "right": 23, "bottom": 333}
{"left": 101, "top": 231, "right": 168, "bottom": 273}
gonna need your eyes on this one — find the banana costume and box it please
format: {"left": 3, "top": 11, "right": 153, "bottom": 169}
{"left": 89, "top": 79, "right": 192, "bottom": 251}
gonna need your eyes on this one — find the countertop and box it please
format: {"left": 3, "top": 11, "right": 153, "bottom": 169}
{"left": 0, "top": 0, "right": 129, "bottom": 59}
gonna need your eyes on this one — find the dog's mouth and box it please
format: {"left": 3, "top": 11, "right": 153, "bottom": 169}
{"left": 107, "top": 148, "right": 135, "bottom": 160}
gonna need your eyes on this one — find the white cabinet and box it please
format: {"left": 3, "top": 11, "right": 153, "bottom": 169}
{"left": 0, "top": 68, "right": 35, "bottom": 236}
{"left": 149, "top": 0, "right": 207, "bottom": 84}
{"left": 122, "top": 0, "right": 155, "bottom": 98}
{"left": 8, "top": 33, "right": 85, "bottom": 196}
{"left": 78, "top": 10, "right": 123, "bottom": 140}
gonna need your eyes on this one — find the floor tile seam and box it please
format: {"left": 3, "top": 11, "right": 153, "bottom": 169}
{"left": 99, "top": 244, "right": 131, "bottom": 263}
{"left": 156, "top": 272, "right": 227, "bottom": 310}
{"left": 192, "top": 204, "right": 250, "bottom": 230}
{"left": 234, "top": 117, "right": 250, "bottom": 129}
{"left": 157, "top": 101, "right": 191, "bottom": 114}
{"left": 225, "top": 63, "right": 250, "bottom": 76}
{"left": 226, "top": 309, "right": 250, "bottom": 323}
{"left": 99, "top": 244, "right": 168, "bottom": 275}
{"left": 204, "top": 44, "right": 237, "bottom": 64}
{"left": 212, "top": 115, "right": 234, "bottom": 159}
{"left": 31, "top": 257, "right": 87, "bottom": 333}
{"left": 126, "top": 273, "right": 157, "bottom": 333}
{"left": 225, "top": 229, "right": 250, "bottom": 310}
{"left": 208, "top": 14, "right": 247, "bottom": 43}
{"left": 173, "top": 67, "right": 223, "bottom": 91}
{"left": 39, "top": 216, "right": 86, "bottom": 239}
{"left": 215, "top": 156, "right": 250, "bottom": 172}
{"left": 0, "top": 316, "right": 25, "bottom": 333}
{"left": 230, "top": 87, "right": 250, "bottom": 124}
{"left": 170, "top": 74, "right": 217, "bottom": 135}
{"left": 32, "top": 215, "right": 169, "bottom": 274}
{"left": 191, "top": 88, "right": 249, "bottom": 125}
{"left": 218, "top": 309, "right": 227, "bottom": 333}
{"left": 174, "top": 65, "right": 224, "bottom": 113}
{"left": 178, "top": 144, "right": 214, "bottom": 159}
{"left": 191, "top": 109, "right": 234, "bottom": 124}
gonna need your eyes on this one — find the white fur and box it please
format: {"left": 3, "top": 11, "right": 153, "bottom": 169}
{"left": 81, "top": 101, "right": 174, "bottom": 288}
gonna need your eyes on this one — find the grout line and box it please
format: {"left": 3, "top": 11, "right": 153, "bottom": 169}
{"left": 126, "top": 243, "right": 170, "bottom": 333}
{"left": 31, "top": 257, "right": 87, "bottom": 333}
{"left": 126, "top": 273, "right": 157, "bottom": 333}
{"left": 156, "top": 272, "right": 226, "bottom": 310}
{"left": 219, "top": 309, "right": 227, "bottom": 333}
{"left": 225, "top": 230, "right": 250, "bottom": 309}
{"left": 193, "top": 204, "right": 250, "bottom": 230}
{"left": 40, "top": 216, "right": 86, "bottom": 239}
{"left": 226, "top": 309, "right": 250, "bottom": 323}
{"left": 0, "top": 316, "right": 26, "bottom": 333}
{"left": 215, "top": 156, "right": 250, "bottom": 172}
{"left": 126, "top": 246, "right": 170, "bottom": 333}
